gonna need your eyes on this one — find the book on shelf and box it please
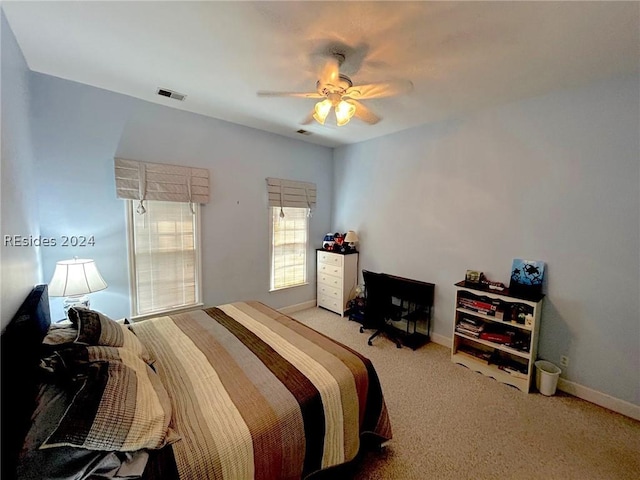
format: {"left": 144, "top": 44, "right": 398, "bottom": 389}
{"left": 458, "top": 299, "right": 500, "bottom": 317}
{"left": 456, "top": 328, "right": 480, "bottom": 338}
{"left": 459, "top": 316, "right": 483, "bottom": 327}
{"left": 456, "top": 321, "right": 484, "bottom": 337}
{"left": 457, "top": 323, "right": 483, "bottom": 333}
{"left": 504, "top": 338, "right": 530, "bottom": 352}
{"left": 458, "top": 297, "right": 497, "bottom": 310}
{"left": 498, "top": 357, "right": 529, "bottom": 375}
{"left": 479, "top": 332, "right": 514, "bottom": 344}
{"left": 458, "top": 318, "right": 483, "bottom": 328}
{"left": 501, "top": 367, "right": 528, "bottom": 379}
{"left": 457, "top": 345, "right": 492, "bottom": 362}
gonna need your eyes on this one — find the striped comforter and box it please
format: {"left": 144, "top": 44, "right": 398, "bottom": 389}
{"left": 132, "top": 301, "right": 392, "bottom": 479}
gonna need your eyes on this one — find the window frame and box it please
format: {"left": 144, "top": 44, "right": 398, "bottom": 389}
{"left": 126, "top": 200, "right": 203, "bottom": 320}
{"left": 269, "top": 206, "right": 309, "bottom": 292}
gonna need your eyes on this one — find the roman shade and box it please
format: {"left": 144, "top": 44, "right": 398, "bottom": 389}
{"left": 115, "top": 158, "right": 209, "bottom": 213}
{"left": 266, "top": 177, "right": 316, "bottom": 216}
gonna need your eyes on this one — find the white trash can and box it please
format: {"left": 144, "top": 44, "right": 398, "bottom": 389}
{"left": 535, "top": 360, "right": 561, "bottom": 396}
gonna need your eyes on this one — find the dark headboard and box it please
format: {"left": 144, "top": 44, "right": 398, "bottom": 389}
{"left": 1, "top": 284, "right": 51, "bottom": 479}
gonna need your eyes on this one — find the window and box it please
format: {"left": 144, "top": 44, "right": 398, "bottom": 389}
{"left": 127, "top": 200, "right": 201, "bottom": 317}
{"left": 270, "top": 207, "right": 309, "bottom": 290}
{"left": 265, "top": 177, "right": 315, "bottom": 291}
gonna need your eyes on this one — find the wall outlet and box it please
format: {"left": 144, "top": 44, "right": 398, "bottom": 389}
{"left": 560, "top": 355, "right": 569, "bottom": 368}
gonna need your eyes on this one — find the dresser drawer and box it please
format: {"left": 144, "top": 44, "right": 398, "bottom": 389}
{"left": 317, "top": 262, "right": 342, "bottom": 277}
{"left": 318, "top": 273, "right": 341, "bottom": 288}
{"left": 317, "top": 283, "right": 341, "bottom": 300}
{"left": 317, "top": 251, "right": 343, "bottom": 267}
{"left": 317, "top": 294, "right": 342, "bottom": 314}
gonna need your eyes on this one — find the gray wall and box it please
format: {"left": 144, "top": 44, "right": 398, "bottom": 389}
{"left": 333, "top": 74, "right": 640, "bottom": 405}
{"left": 1, "top": 12, "right": 41, "bottom": 329}
{"left": 29, "top": 74, "right": 333, "bottom": 321}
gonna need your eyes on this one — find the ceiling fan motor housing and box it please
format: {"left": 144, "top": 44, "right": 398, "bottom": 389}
{"left": 316, "top": 74, "right": 353, "bottom": 97}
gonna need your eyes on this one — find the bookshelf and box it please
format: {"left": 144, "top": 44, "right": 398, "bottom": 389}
{"left": 451, "top": 281, "right": 544, "bottom": 392}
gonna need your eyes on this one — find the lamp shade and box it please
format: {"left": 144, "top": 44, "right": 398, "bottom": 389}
{"left": 335, "top": 100, "right": 356, "bottom": 126}
{"left": 313, "top": 99, "right": 332, "bottom": 125}
{"left": 48, "top": 258, "right": 108, "bottom": 297}
{"left": 344, "top": 231, "right": 359, "bottom": 243}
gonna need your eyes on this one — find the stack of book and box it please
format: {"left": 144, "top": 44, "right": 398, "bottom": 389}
{"left": 457, "top": 295, "right": 500, "bottom": 317}
{"left": 458, "top": 344, "right": 492, "bottom": 362}
{"left": 498, "top": 359, "right": 529, "bottom": 378}
{"left": 455, "top": 317, "right": 484, "bottom": 337}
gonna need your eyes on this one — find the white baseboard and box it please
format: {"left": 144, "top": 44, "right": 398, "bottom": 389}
{"left": 430, "top": 331, "right": 452, "bottom": 348}
{"left": 429, "top": 334, "right": 639, "bottom": 421}
{"left": 279, "top": 300, "right": 317, "bottom": 315}
{"left": 557, "top": 378, "right": 640, "bottom": 421}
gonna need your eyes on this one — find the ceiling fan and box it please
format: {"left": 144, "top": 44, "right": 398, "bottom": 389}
{"left": 257, "top": 53, "right": 413, "bottom": 127}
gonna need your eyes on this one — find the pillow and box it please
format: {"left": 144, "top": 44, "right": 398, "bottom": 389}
{"left": 42, "top": 325, "right": 77, "bottom": 346}
{"left": 42, "top": 318, "right": 130, "bottom": 347}
{"left": 41, "top": 346, "right": 177, "bottom": 452}
{"left": 67, "top": 307, "right": 152, "bottom": 364}
{"left": 17, "top": 381, "right": 150, "bottom": 480}
{"left": 39, "top": 348, "right": 77, "bottom": 384}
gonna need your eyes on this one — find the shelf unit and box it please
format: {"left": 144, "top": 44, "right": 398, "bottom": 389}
{"left": 451, "top": 281, "right": 544, "bottom": 392}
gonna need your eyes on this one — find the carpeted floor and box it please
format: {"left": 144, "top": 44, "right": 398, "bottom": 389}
{"left": 290, "top": 307, "right": 640, "bottom": 480}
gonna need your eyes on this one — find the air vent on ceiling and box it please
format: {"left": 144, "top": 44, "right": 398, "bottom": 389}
{"left": 157, "top": 88, "right": 187, "bottom": 101}
{"left": 296, "top": 129, "right": 312, "bottom": 135}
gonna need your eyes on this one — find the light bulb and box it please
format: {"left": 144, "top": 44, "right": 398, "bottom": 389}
{"left": 313, "top": 99, "right": 332, "bottom": 125}
{"left": 335, "top": 100, "right": 356, "bottom": 126}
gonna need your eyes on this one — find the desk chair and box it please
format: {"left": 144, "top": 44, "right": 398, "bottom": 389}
{"left": 361, "top": 270, "right": 403, "bottom": 348}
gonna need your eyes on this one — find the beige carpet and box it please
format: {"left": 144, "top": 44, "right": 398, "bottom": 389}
{"left": 290, "top": 307, "right": 640, "bottom": 480}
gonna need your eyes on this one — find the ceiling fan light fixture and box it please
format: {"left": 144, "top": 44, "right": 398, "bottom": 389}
{"left": 335, "top": 100, "right": 356, "bottom": 126}
{"left": 313, "top": 99, "right": 332, "bottom": 125}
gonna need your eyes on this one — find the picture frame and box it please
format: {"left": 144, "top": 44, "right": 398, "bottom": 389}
{"left": 465, "top": 270, "right": 483, "bottom": 284}
{"left": 509, "top": 259, "right": 545, "bottom": 296}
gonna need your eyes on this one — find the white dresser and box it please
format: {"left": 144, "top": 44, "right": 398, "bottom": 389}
{"left": 316, "top": 250, "right": 358, "bottom": 316}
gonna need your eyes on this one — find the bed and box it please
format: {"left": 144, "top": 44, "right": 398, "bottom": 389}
{"left": 2, "top": 285, "right": 392, "bottom": 479}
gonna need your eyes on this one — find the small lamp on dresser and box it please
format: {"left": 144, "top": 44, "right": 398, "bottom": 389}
{"left": 344, "top": 230, "right": 359, "bottom": 251}
{"left": 48, "top": 257, "right": 108, "bottom": 316}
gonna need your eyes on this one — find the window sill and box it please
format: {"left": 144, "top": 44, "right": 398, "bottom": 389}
{"left": 269, "top": 282, "right": 309, "bottom": 293}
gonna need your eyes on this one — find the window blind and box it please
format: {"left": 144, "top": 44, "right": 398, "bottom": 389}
{"left": 129, "top": 200, "right": 200, "bottom": 316}
{"left": 270, "top": 207, "right": 308, "bottom": 290}
{"left": 115, "top": 158, "right": 209, "bottom": 213}
{"left": 266, "top": 177, "right": 316, "bottom": 211}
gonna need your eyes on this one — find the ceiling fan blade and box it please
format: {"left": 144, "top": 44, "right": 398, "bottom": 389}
{"left": 345, "top": 79, "right": 413, "bottom": 100}
{"left": 257, "top": 91, "right": 324, "bottom": 99}
{"left": 350, "top": 100, "right": 380, "bottom": 125}
{"left": 318, "top": 56, "right": 340, "bottom": 86}
{"left": 300, "top": 111, "right": 315, "bottom": 125}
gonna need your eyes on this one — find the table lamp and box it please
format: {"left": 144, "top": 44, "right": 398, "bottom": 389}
{"left": 48, "top": 258, "right": 108, "bottom": 314}
{"left": 344, "top": 230, "right": 359, "bottom": 251}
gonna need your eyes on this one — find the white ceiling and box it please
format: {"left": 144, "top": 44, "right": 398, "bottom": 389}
{"left": 3, "top": 1, "right": 639, "bottom": 148}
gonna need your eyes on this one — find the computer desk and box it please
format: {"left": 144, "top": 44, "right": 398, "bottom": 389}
{"left": 357, "top": 271, "right": 435, "bottom": 350}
